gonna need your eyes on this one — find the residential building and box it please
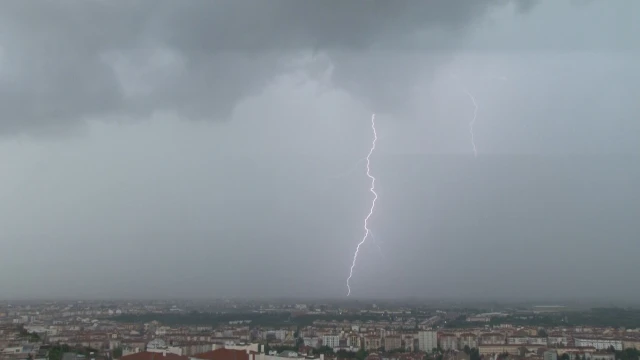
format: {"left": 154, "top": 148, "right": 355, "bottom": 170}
{"left": 459, "top": 333, "right": 478, "bottom": 349}
{"left": 304, "top": 337, "right": 320, "bottom": 348}
{"left": 623, "top": 340, "right": 640, "bottom": 350}
{"left": 479, "top": 333, "right": 506, "bottom": 345}
{"left": 364, "top": 335, "right": 382, "bottom": 351}
{"left": 194, "top": 349, "right": 249, "bottom": 360}
{"left": 347, "top": 333, "right": 361, "bottom": 348}
{"left": 478, "top": 345, "right": 523, "bottom": 356}
{"left": 548, "top": 336, "right": 568, "bottom": 346}
{"left": 322, "top": 335, "right": 341, "bottom": 349}
{"left": 384, "top": 335, "right": 402, "bottom": 351}
{"left": 439, "top": 333, "right": 459, "bottom": 351}
{"left": 120, "top": 352, "right": 189, "bottom": 360}
{"left": 587, "top": 353, "right": 615, "bottom": 360}
{"left": 544, "top": 350, "right": 558, "bottom": 360}
{"left": 574, "top": 339, "right": 623, "bottom": 351}
{"left": 418, "top": 331, "right": 438, "bottom": 352}
{"left": 403, "top": 335, "right": 417, "bottom": 352}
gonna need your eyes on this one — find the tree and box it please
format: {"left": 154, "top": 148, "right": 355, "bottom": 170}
{"left": 113, "top": 348, "right": 123, "bottom": 359}
{"left": 355, "top": 349, "right": 368, "bottom": 360}
{"left": 464, "top": 346, "right": 471, "bottom": 355}
{"left": 315, "top": 346, "right": 334, "bottom": 355}
{"left": 560, "top": 354, "right": 570, "bottom": 360}
{"left": 469, "top": 348, "right": 481, "bottom": 360}
{"left": 538, "top": 329, "right": 548, "bottom": 337}
{"left": 336, "top": 350, "right": 357, "bottom": 359}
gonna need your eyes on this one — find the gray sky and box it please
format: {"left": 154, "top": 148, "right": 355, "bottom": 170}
{"left": 1, "top": 0, "right": 639, "bottom": 300}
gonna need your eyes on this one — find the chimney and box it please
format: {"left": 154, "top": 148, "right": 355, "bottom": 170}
{"left": 162, "top": 351, "right": 166, "bottom": 356}
{"left": 320, "top": 354, "right": 324, "bottom": 360}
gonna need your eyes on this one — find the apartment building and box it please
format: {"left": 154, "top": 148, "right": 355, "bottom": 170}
{"left": 479, "top": 333, "right": 505, "bottom": 345}
{"left": 347, "top": 333, "right": 361, "bottom": 348}
{"left": 439, "top": 333, "right": 459, "bottom": 351}
{"left": 544, "top": 350, "right": 558, "bottom": 360}
{"left": 507, "top": 336, "right": 548, "bottom": 346}
{"left": 322, "top": 335, "right": 341, "bottom": 349}
{"left": 478, "top": 345, "right": 523, "bottom": 356}
{"left": 574, "top": 339, "right": 623, "bottom": 351}
{"left": 384, "top": 335, "right": 402, "bottom": 351}
{"left": 364, "top": 335, "right": 382, "bottom": 351}
{"left": 418, "top": 331, "right": 438, "bottom": 352}
{"left": 548, "top": 336, "right": 568, "bottom": 346}
{"left": 459, "top": 333, "right": 478, "bottom": 349}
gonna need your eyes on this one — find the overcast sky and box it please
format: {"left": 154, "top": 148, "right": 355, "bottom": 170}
{"left": 1, "top": 0, "right": 639, "bottom": 300}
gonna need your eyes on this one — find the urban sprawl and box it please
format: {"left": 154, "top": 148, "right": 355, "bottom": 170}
{"left": 2, "top": 301, "right": 640, "bottom": 360}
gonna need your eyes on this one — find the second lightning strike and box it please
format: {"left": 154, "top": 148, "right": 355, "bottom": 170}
{"left": 346, "top": 113, "right": 378, "bottom": 297}
{"left": 463, "top": 87, "right": 479, "bottom": 157}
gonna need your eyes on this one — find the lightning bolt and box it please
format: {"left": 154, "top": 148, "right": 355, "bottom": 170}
{"left": 463, "top": 87, "right": 479, "bottom": 157}
{"left": 369, "top": 230, "right": 385, "bottom": 259}
{"left": 346, "top": 113, "right": 378, "bottom": 297}
{"left": 451, "top": 73, "right": 479, "bottom": 157}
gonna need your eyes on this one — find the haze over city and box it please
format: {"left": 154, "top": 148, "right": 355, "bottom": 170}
{"left": 0, "top": 0, "right": 638, "bottom": 300}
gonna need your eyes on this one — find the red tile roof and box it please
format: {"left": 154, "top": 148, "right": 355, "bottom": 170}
{"left": 194, "top": 349, "right": 250, "bottom": 360}
{"left": 120, "top": 352, "right": 189, "bottom": 360}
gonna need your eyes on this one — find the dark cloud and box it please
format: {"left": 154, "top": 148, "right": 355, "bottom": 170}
{"left": 0, "top": 0, "right": 535, "bottom": 135}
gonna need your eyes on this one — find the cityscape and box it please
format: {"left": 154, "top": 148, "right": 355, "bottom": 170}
{"left": 1, "top": 300, "right": 640, "bottom": 360}
{"left": 1, "top": 1, "right": 638, "bottom": 360}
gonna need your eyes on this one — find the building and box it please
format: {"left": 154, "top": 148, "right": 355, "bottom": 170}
{"left": 548, "top": 336, "right": 568, "bottom": 346}
{"left": 574, "top": 339, "right": 623, "bottom": 351}
{"left": 120, "top": 352, "right": 189, "bottom": 360}
{"left": 403, "top": 335, "right": 417, "bottom": 352}
{"left": 347, "top": 333, "right": 361, "bottom": 349}
{"left": 439, "top": 334, "right": 459, "bottom": 351}
{"left": 479, "top": 333, "right": 506, "bottom": 345}
{"left": 304, "top": 337, "right": 320, "bottom": 348}
{"left": 459, "top": 333, "right": 478, "bottom": 349}
{"left": 544, "top": 350, "right": 558, "bottom": 360}
{"left": 364, "top": 336, "right": 382, "bottom": 351}
{"left": 587, "top": 353, "right": 615, "bottom": 360}
{"left": 508, "top": 337, "right": 548, "bottom": 346}
{"left": 322, "top": 335, "right": 341, "bottom": 349}
{"left": 418, "top": 331, "right": 438, "bottom": 352}
{"left": 194, "top": 349, "right": 252, "bottom": 360}
{"left": 623, "top": 340, "right": 640, "bottom": 350}
{"left": 478, "top": 345, "right": 523, "bottom": 356}
{"left": 384, "top": 336, "right": 402, "bottom": 351}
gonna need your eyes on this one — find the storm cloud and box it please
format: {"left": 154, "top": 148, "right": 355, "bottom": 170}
{"left": 0, "top": 0, "right": 543, "bottom": 135}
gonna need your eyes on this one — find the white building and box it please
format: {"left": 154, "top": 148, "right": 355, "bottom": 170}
{"left": 440, "top": 334, "right": 459, "bottom": 351}
{"left": 507, "top": 337, "right": 548, "bottom": 346}
{"left": 574, "top": 339, "right": 623, "bottom": 351}
{"left": 548, "top": 336, "right": 568, "bottom": 346}
{"left": 323, "top": 335, "right": 341, "bottom": 349}
{"left": 418, "top": 331, "right": 438, "bottom": 352}
{"left": 304, "top": 337, "right": 320, "bottom": 348}
{"left": 147, "top": 339, "right": 167, "bottom": 349}
{"left": 459, "top": 333, "right": 478, "bottom": 349}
